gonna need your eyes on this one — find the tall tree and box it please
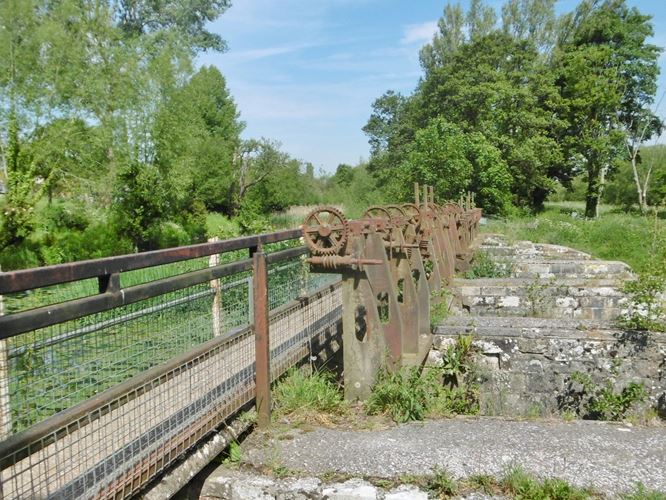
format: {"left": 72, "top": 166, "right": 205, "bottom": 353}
{"left": 555, "top": 0, "right": 661, "bottom": 217}
{"left": 154, "top": 66, "right": 243, "bottom": 212}
{"left": 415, "top": 32, "right": 568, "bottom": 209}
{"left": 501, "top": 0, "right": 558, "bottom": 52}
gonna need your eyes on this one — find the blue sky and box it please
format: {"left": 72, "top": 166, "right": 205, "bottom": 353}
{"left": 199, "top": 0, "right": 666, "bottom": 174}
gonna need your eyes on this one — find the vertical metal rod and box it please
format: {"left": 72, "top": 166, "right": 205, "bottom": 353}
{"left": 253, "top": 251, "right": 271, "bottom": 428}
{"left": 414, "top": 182, "right": 420, "bottom": 205}
{"left": 0, "top": 265, "right": 10, "bottom": 439}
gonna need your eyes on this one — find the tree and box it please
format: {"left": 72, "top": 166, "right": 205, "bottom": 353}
{"left": 623, "top": 102, "right": 663, "bottom": 213}
{"left": 555, "top": 0, "right": 661, "bottom": 218}
{"left": 501, "top": 0, "right": 558, "bottom": 52}
{"left": 399, "top": 118, "right": 512, "bottom": 215}
{"left": 112, "top": 162, "right": 170, "bottom": 251}
{"left": 154, "top": 66, "right": 243, "bottom": 212}
{"left": 232, "top": 139, "right": 290, "bottom": 215}
{"left": 415, "top": 31, "right": 568, "bottom": 209}
{"left": 419, "top": 1, "right": 497, "bottom": 74}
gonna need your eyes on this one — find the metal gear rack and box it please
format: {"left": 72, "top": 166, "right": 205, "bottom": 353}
{"left": 301, "top": 183, "right": 481, "bottom": 399}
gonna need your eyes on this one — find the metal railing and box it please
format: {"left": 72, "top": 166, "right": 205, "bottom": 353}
{"left": 0, "top": 230, "right": 341, "bottom": 499}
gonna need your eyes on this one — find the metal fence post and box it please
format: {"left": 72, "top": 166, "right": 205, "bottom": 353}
{"left": 253, "top": 250, "right": 271, "bottom": 428}
{"left": 0, "top": 265, "right": 10, "bottom": 439}
{"left": 208, "top": 237, "right": 222, "bottom": 337}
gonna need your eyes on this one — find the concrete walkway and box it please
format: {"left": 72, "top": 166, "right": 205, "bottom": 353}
{"left": 243, "top": 417, "right": 666, "bottom": 496}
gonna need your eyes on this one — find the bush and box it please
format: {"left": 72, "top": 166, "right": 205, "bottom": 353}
{"left": 620, "top": 271, "right": 666, "bottom": 332}
{"left": 206, "top": 212, "right": 241, "bottom": 239}
{"left": 565, "top": 372, "right": 647, "bottom": 421}
{"left": 146, "top": 222, "right": 191, "bottom": 249}
{"left": 0, "top": 241, "right": 41, "bottom": 270}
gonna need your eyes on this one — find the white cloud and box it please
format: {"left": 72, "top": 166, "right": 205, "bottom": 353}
{"left": 401, "top": 20, "right": 438, "bottom": 45}
{"left": 228, "top": 43, "right": 315, "bottom": 61}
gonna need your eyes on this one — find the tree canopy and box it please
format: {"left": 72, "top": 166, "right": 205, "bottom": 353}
{"left": 364, "top": 0, "right": 662, "bottom": 217}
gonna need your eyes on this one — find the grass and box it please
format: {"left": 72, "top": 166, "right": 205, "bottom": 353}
{"left": 464, "top": 250, "right": 513, "bottom": 279}
{"left": 365, "top": 336, "right": 479, "bottom": 423}
{"left": 501, "top": 465, "right": 593, "bottom": 500}
{"left": 273, "top": 368, "right": 347, "bottom": 424}
{"left": 485, "top": 202, "right": 665, "bottom": 273}
{"left": 313, "top": 466, "right": 626, "bottom": 499}
{"left": 430, "top": 287, "right": 452, "bottom": 330}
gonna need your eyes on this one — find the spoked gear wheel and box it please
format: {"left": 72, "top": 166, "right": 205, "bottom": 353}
{"left": 302, "top": 207, "right": 349, "bottom": 255}
{"left": 384, "top": 204, "right": 407, "bottom": 219}
{"left": 402, "top": 203, "right": 421, "bottom": 226}
{"left": 363, "top": 205, "right": 392, "bottom": 220}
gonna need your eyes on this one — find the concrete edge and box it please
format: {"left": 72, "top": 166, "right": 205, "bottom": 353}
{"left": 142, "top": 411, "right": 256, "bottom": 500}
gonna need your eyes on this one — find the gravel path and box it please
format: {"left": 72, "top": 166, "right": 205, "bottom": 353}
{"left": 245, "top": 417, "right": 666, "bottom": 496}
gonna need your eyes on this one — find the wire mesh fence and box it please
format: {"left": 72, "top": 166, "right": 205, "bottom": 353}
{"left": 0, "top": 238, "right": 341, "bottom": 499}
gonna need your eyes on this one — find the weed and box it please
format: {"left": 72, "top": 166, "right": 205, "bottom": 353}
{"left": 619, "top": 271, "right": 666, "bottom": 332}
{"left": 468, "top": 474, "right": 496, "bottom": 494}
{"left": 366, "top": 336, "right": 479, "bottom": 423}
{"left": 525, "top": 403, "right": 545, "bottom": 419}
{"left": 273, "top": 368, "right": 346, "bottom": 423}
{"left": 501, "top": 465, "right": 591, "bottom": 500}
{"left": 430, "top": 287, "right": 452, "bottom": 329}
{"left": 561, "top": 410, "right": 577, "bottom": 422}
{"left": 524, "top": 276, "right": 560, "bottom": 317}
{"left": 219, "top": 440, "right": 242, "bottom": 466}
{"left": 622, "top": 482, "right": 666, "bottom": 500}
{"left": 365, "top": 367, "right": 429, "bottom": 423}
{"left": 464, "top": 250, "right": 513, "bottom": 279}
{"left": 562, "top": 372, "right": 647, "bottom": 421}
{"left": 426, "top": 468, "right": 458, "bottom": 497}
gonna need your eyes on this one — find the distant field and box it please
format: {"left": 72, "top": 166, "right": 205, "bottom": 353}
{"left": 484, "top": 202, "right": 666, "bottom": 273}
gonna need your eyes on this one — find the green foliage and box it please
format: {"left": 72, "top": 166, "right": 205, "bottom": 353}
{"left": 605, "top": 146, "right": 666, "bottom": 211}
{"left": 622, "top": 483, "right": 666, "bottom": 500}
{"left": 568, "top": 372, "right": 647, "bottom": 421}
{"left": 154, "top": 66, "right": 242, "bottom": 212}
{"left": 206, "top": 212, "right": 241, "bottom": 240}
{"left": 273, "top": 368, "right": 346, "bottom": 419}
{"left": 221, "top": 440, "right": 242, "bottom": 465}
{"left": 554, "top": 0, "right": 661, "bottom": 218}
{"left": 322, "top": 163, "right": 387, "bottom": 218}
{"left": 366, "top": 336, "right": 479, "bottom": 423}
{"left": 399, "top": 119, "right": 513, "bottom": 215}
{"left": 502, "top": 465, "right": 592, "bottom": 500}
{"left": 464, "top": 251, "right": 513, "bottom": 279}
{"left": 485, "top": 203, "right": 666, "bottom": 273}
{"left": 112, "top": 163, "right": 171, "bottom": 251}
{"left": 430, "top": 288, "right": 452, "bottom": 329}
{"left": 366, "top": 367, "right": 430, "bottom": 423}
{"left": 426, "top": 468, "right": 458, "bottom": 497}
{"left": 365, "top": 0, "right": 661, "bottom": 217}
{"left": 620, "top": 272, "right": 666, "bottom": 332}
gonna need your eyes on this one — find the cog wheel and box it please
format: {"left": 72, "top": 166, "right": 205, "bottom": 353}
{"left": 384, "top": 204, "right": 407, "bottom": 219}
{"left": 363, "top": 205, "right": 392, "bottom": 220}
{"left": 401, "top": 203, "right": 421, "bottom": 226}
{"left": 302, "top": 207, "right": 349, "bottom": 255}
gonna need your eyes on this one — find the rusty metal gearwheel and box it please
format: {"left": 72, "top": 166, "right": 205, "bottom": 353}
{"left": 301, "top": 207, "right": 349, "bottom": 255}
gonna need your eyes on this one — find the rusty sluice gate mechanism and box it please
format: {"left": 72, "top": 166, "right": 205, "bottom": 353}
{"left": 301, "top": 183, "right": 482, "bottom": 400}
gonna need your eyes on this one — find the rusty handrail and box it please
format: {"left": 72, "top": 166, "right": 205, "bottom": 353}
{"left": 0, "top": 228, "right": 302, "bottom": 294}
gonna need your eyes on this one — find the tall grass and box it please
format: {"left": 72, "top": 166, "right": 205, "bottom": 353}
{"left": 485, "top": 203, "right": 665, "bottom": 272}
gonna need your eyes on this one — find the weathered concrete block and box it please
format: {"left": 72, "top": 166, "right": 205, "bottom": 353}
{"left": 434, "top": 317, "right": 666, "bottom": 417}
